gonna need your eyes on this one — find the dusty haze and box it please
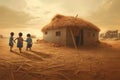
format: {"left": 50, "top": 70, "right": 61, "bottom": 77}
{"left": 0, "top": 0, "right": 120, "bottom": 37}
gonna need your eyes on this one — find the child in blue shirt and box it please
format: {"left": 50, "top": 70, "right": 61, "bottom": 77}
{"left": 9, "top": 32, "right": 15, "bottom": 52}
{"left": 25, "top": 34, "right": 32, "bottom": 51}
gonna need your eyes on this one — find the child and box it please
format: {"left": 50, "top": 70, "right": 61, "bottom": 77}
{"left": 15, "top": 32, "right": 24, "bottom": 53}
{"left": 25, "top": 34, "right": 32, "bottom": 51}
{"left": 9, "top": 32, "right": 15, "bottom": 52}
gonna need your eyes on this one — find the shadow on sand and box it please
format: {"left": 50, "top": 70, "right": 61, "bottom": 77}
{"left": 30, "top": 50, "right": 53, "bottom": 58}
{"left": 12, "top": 51, "right": 43, "bottom": 61}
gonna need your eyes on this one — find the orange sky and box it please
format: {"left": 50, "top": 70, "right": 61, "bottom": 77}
{"left": 0, "top": 0, "right": 120, "bottom": 37}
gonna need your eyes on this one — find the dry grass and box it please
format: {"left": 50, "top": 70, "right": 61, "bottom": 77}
{"left": 0, "top": 38, "right": 120, "bottom": 80}
{"left": 42, "top": 14, "right": 100, "bottom": 32}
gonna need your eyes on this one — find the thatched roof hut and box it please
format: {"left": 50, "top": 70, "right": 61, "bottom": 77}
{"left": 42, "top": 14, "right": 100, "bottom": 47}
{"left": 42, "top": 14, "right": 100, "bottom": 32}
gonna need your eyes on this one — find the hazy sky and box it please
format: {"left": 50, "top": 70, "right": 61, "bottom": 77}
{"left": 0, "top": 0, "right": 120, "bottom": 37}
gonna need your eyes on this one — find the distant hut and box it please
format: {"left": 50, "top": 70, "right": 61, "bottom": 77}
{"left": 104, "top": 30, "right": 119, "bottom": 39}
{"left": 42, "top": 14, "right": 100, "bottom": 48}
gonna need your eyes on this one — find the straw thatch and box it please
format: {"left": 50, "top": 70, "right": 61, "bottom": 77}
{"left": 42, "top": 14, "right": 100, "bottom": 32}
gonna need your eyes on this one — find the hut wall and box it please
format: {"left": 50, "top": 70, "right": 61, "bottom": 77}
{"left": 43, "top": 28, "right": 67, "bottom": 46}
{"left": 83, "top": 29, "right": 99, "bottom": 45}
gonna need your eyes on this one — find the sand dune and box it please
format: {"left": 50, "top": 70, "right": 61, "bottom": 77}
{"left": 0, "top": 38, "right": 120, "bottom": 80}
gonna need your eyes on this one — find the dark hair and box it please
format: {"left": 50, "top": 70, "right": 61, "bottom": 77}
{"left": 27, "top": 34, "right": 31, "bottom": 37}
{"left": 10, "top": 32, "right": 14, "bottom": 36}
{"left": 19, "top": 32, "right": 23, "bottom": 36}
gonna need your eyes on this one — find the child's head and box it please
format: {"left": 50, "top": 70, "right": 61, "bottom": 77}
{"left": 19, "top": 32, "right": 23, "bottom": 37}
{"left": 10, "top": 32, "right": 14, "bottom": 36}
{"left": 27, "top": 34, "right": 31, "bottom": 37}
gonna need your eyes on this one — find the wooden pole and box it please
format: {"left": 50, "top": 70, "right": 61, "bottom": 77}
{"left": 69, "top": 28, "right": 77, "bottom": 49}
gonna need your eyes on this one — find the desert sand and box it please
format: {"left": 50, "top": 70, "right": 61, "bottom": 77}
{"left": 0, "top": 38, "right": 120, "bottom": 80}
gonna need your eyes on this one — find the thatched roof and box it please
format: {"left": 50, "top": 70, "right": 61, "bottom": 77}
{"left": 42, "top": 14, "right": 100, "bottom": 32}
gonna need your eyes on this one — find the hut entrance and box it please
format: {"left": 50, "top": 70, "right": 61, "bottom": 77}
{"left": 69, "top": 28, "right": 84, "bottom": 48}
{"left": 75, "top": 36, "right": 80, "bottom": 47}
{"left": 75, "top": 29, "right": 84, "bottom": 47}
{"left": 79, "top": 29, "right": 84, "bottom": 45}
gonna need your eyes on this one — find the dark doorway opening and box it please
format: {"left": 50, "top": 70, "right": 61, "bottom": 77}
{"left": 75, "top": 36, "right": 80, "bottom": 47}
{"left": 74, "top": 29, "right": 84, "bottom": 47}
{"left": 79, "top": 29, "right": 84, "bottom": 45}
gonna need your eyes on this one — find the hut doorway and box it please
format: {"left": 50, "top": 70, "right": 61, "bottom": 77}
{"left": 69, "top": 28, "right": 84, "bottom": 48}
{"left": 75, "top": 29, "right": 84, "bottom": 47}
{"left": 79, "top": 29, "right": 84, "bottom": 45}
{"left": 75, "top": 36, "right": 80, "bottom": 47}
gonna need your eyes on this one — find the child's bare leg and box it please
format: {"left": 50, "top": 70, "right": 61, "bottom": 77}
{"left": 10, "top": 47, "right": 11, "bottom": 51}
{"left": 19, "top": 48, "right": 22, "bottom": 53}
{"left": 10, "top": 46, "right": 13, "bottom": 52}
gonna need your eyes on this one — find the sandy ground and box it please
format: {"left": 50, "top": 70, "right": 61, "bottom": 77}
{"left": 0, "top": 38, "right": 120, "bottom": 80}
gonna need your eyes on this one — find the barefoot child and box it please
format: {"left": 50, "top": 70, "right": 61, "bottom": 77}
{"left": 15, "top": 32, "right": 23, "bottom": 53}
{"left": 25, "top": 34, "right": 32, "bottom": 51}
{"left": 9, "top": 32, "right": 15, "bottom": 52}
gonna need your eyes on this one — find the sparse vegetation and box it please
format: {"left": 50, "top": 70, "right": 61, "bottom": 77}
{"left": 0, "top": 38, "right": 120, "bottom": 80}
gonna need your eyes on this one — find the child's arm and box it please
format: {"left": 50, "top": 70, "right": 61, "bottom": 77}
{"left": 23, "top": 39, "right": 27, "bottom": 42}
{"left": 24, "top": 38, "right": 28, "bottom": 42}
{"left": 14, "top": 40, "right": 16, "bottom": 43}
{"left": 14, "top": 37, "right": 17, "bottom": 41}
{"left": 14, "top": 38, "right": 17, "bottom": 43}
